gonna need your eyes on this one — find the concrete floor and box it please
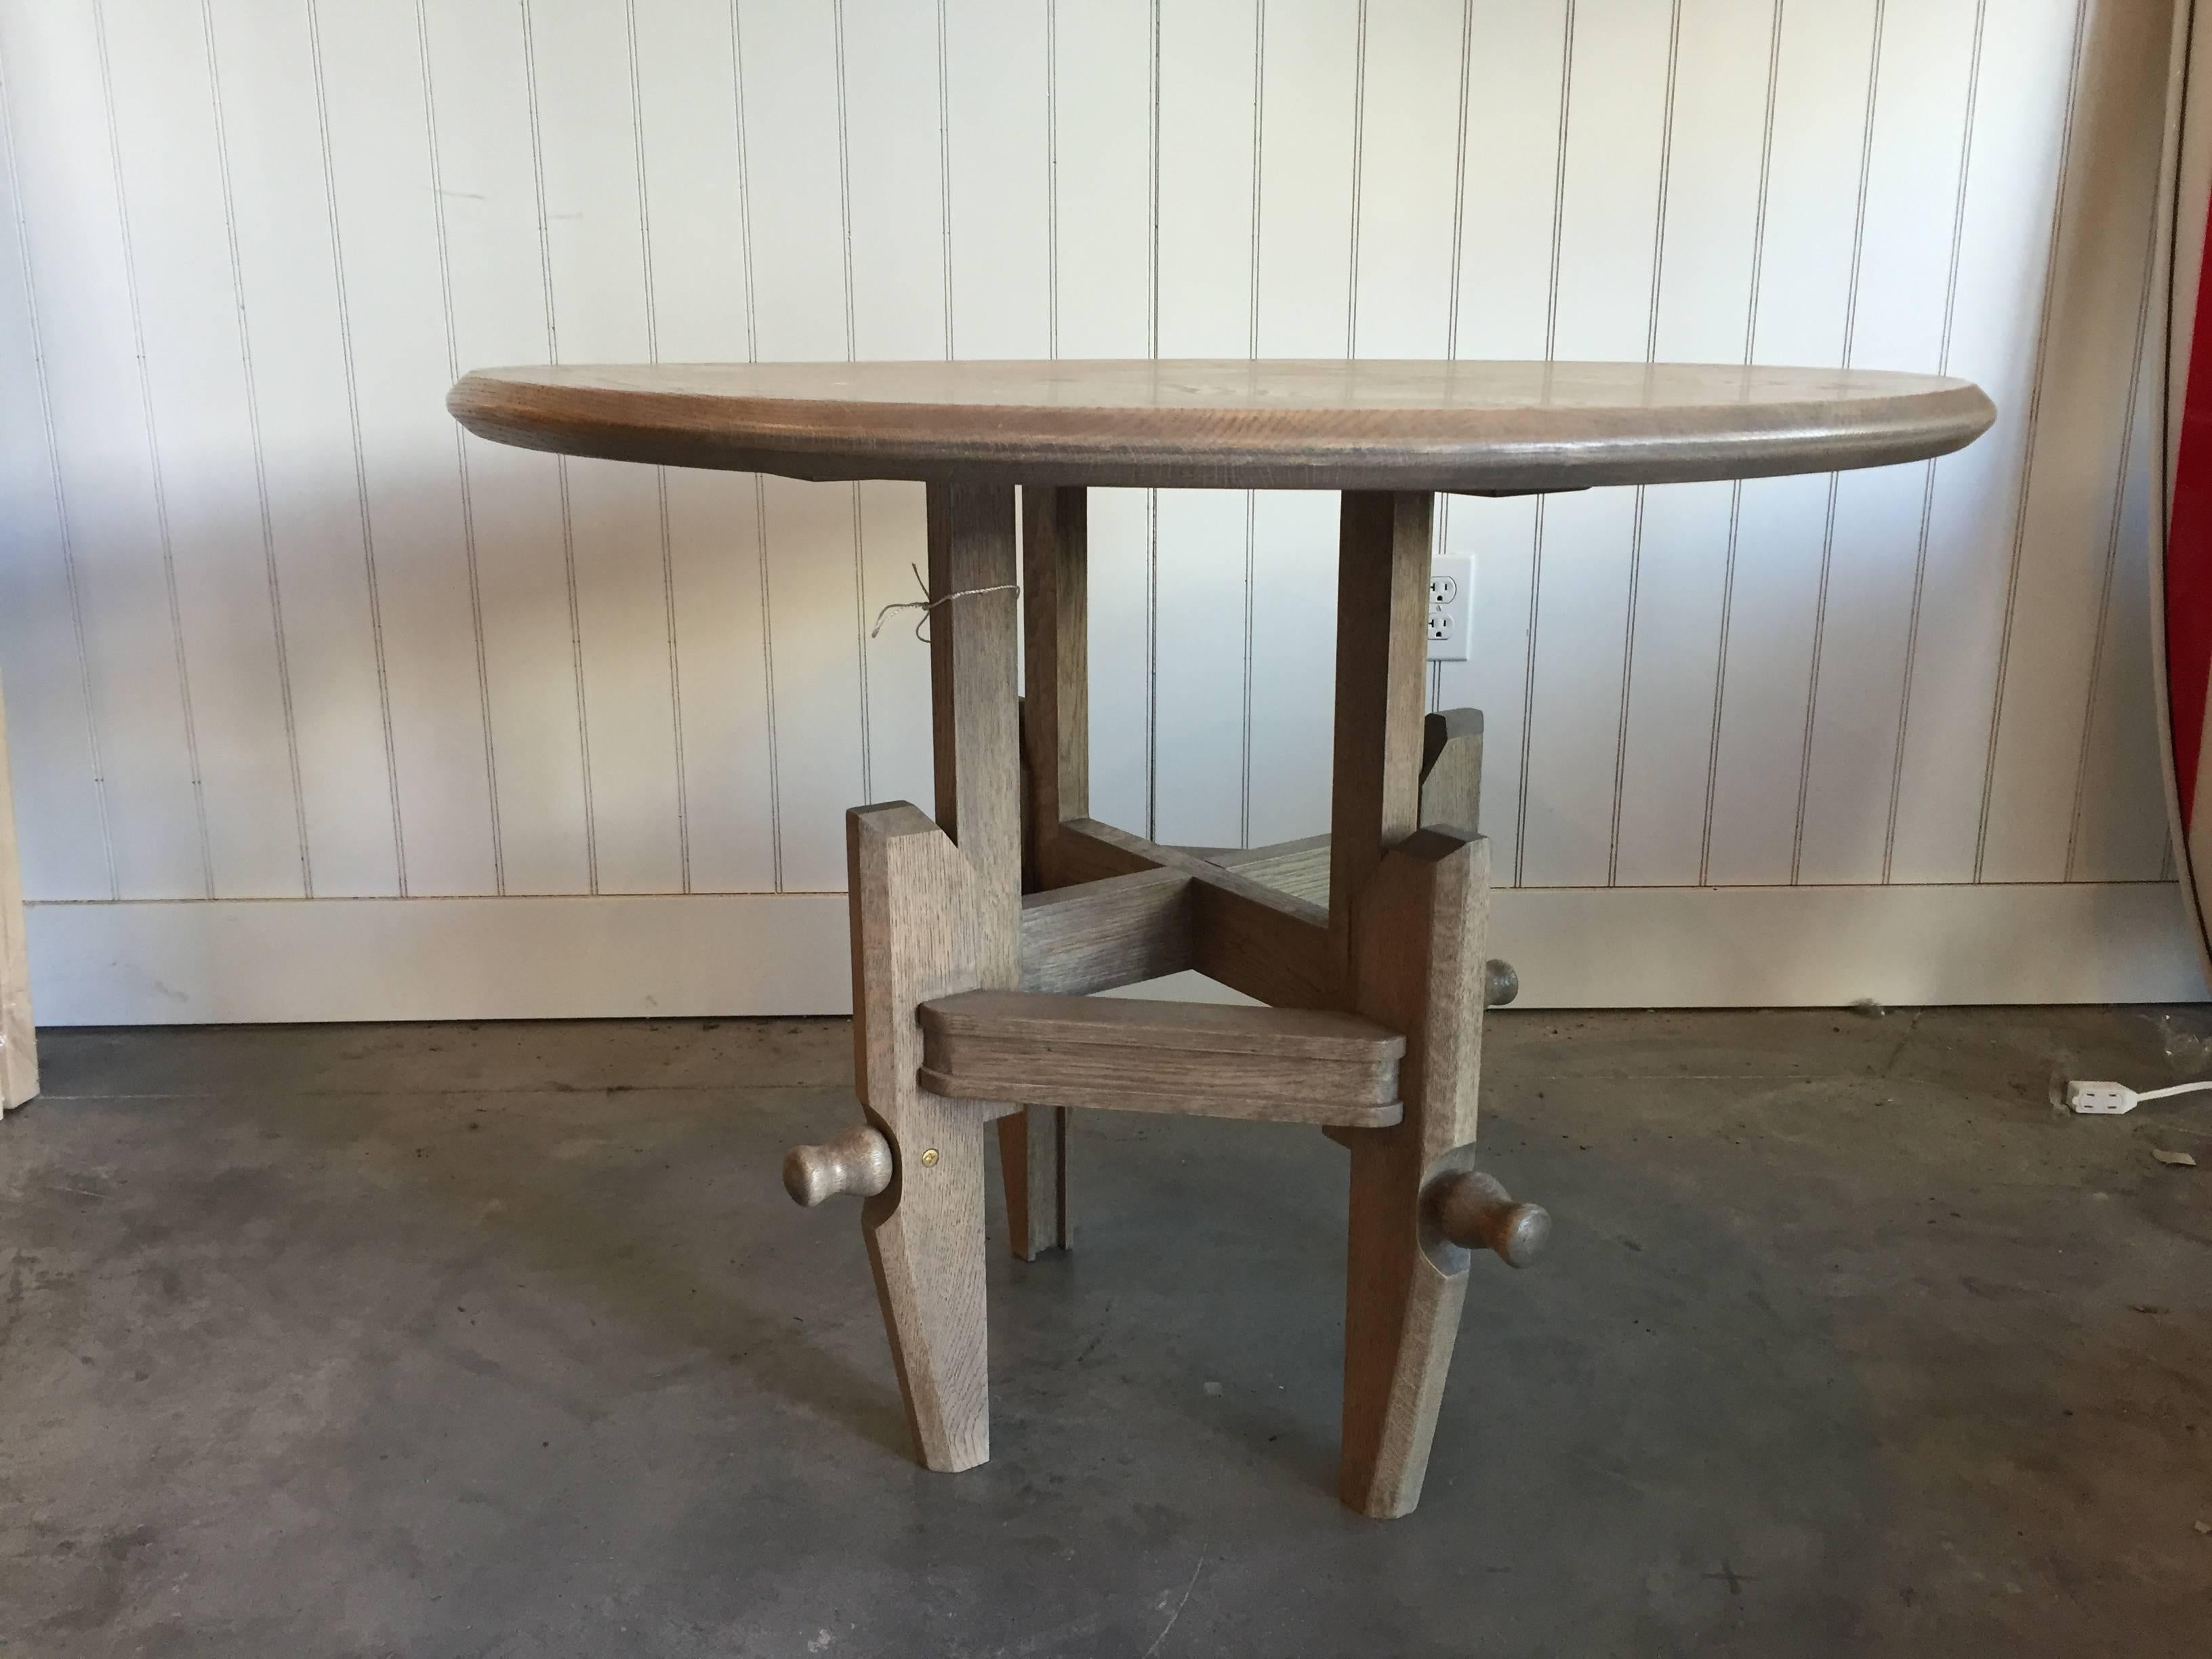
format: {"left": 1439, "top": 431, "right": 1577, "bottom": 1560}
{"left": 0, "top": 1007, "right": 2207, "bottom": 1657}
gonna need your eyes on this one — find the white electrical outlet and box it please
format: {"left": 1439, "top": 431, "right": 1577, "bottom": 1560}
{"left": 1427, "top": 554, "right": 1471, "bottom": 661}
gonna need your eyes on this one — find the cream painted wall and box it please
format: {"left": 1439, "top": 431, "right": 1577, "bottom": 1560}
{"left": 0, "top": 0, "right": 2200, "bottom": 1021}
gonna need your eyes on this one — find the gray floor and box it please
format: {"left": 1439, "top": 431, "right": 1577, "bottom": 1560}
{"left": 1, "top": 1006, "right": 2207, "bottom": 1657}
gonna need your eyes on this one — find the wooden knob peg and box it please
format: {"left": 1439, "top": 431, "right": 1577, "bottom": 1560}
{"left": 1433, "top": 1170, "right": 1549, "bottom": 1267}
{"left": 1483, "top": 959, "right": 1519, "bottom": 1008}
{"left": 783, "top": 1125, "right": 894, "bottom": 1207}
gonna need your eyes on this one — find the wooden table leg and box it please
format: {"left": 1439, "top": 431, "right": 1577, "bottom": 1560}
{"left": 850, "top": 804, "right": 997, "bottom": 1470}
{"left": 1000, "top": 485, "right": 1086, "bottom": 1257}
{"left": 0, "top": 672, "right": 37, "bottom": 1115}
{"left": 847, "top": 482, "right": 1023, "bottom": 1471}
{"left": 1338, "top": 830, "right": 1491, "bottom": 1517}
{"left": 1328, "top": 491, "right": 1493, "bottom": 1518}
{"left": 1328, "top": 493, "right": 1433, "bottom": 986}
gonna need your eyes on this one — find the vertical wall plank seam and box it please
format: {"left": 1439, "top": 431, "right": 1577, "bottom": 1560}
{"left": 1, "top": 1, "right": 2139, "bottom": 926}
{"left": 625, "top": 0, "right": 694, "bottom": 891}
{"left": 830, "top": 0, "right": 857, "bottom": 368}
{"left": 519, "top": 0, "right": 598, "bottom": 895}
{"left": 1609, "top": 0, "right": 1685, "bottom": 889}
{"left": 1512, "top": 493, "right": 1550, "bottom": 876}
{"left": 1239, "top": 0, "right": 1265, "bottom": 848}
{"left": 413, "top": 0, "right": 503, "bottom": 897}
{"left": 91, "top": 0, "right": 215, "bottom": 899}
{"left": 934, "top": 0, "right": 955, "bottom": 359}
{"left": 1442, "top": 0, "right": 1475, "bottom": 362}
{"left": 829, "top": 0, "right": 872, "bottom": 808}
{"left": 1790, "top": 0, "right": 1888, "bottom": 885}
{"left": 304, "top": 0, "right": 407, "bottom": 895}
{"left": 0, "top": 26, "right": 120, "bottom": 900}
{"left": 2064, "top": 167, "right": 2163, "bottom": 880}
{"left": 729, "top": 0, "right": 783, "bottom": 890}
{"left": 1513, "top": 0, "right": 1578, "bottom": 888}
{"left": 1143, "top": 0, "right": 1165, "bottom": 830}
{"left": 205, "top": 0, "right": 314, "bottom": 897}
{"left": 1432, "top": 0, "right": 1476, "bottom": 659}
{"left": 1972, "top": 0, "right": 2092, "bottom": 883}
{"left": 1345, "top": 1, "right": 1369, "bottom": 358}
{"left": 1698, "top": 0, "right": 1788, "bottom": 888}
{"left": 1046, "top": 1, "right": 1059, "bottom": 360}
{"left": 1885, "top": 0, "right": 1990, "bottom": 884}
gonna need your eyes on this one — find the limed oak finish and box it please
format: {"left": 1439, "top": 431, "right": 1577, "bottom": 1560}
{"left": 451, "top": 355, "right": 1994, "bottom": 1518}
{"left": 918, "top": 989, "right": 1406, "bottom": 1129}
{"left": 451, "top": 359, "right": 1994, "bottom": 495}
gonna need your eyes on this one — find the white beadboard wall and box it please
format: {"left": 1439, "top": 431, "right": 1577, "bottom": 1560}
{"left": 0, "top": 0, "right": 2203, "bottom": 1023}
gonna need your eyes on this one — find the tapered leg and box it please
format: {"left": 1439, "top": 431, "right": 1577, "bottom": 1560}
{"left": 845, "top": 482, "right": 1025, "bottom": 1471}
{"left": 1338, "top": 832, "right": 1491, "bottom": 1516}
{"left": 996, "top": 1104, "right": 1069, "bottom": 1259}
{"left": 865, "top": 1093, "right": 994, "bottom": 1469}
{"left": 999, "top": 485, "right": 1088, "bottom": 1257}
{"left": 1329, "top": 491, "right": 1492, "bottom": 1518}
{"left": 850, "top": 804, "right": 1001, "bottom": 1470}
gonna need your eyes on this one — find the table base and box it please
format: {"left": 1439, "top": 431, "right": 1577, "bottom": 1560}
{"left": 785, "top": 485, "right": 1543, "bottom": 1519}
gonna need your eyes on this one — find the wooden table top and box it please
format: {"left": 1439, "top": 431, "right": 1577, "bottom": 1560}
{"left": 449, "top": 359, "right": 1994, "bottom": 494}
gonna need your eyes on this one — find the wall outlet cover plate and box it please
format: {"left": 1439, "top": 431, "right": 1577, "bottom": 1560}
{"left": 1428, "top": 553, "right": 1472, "bottom": 662}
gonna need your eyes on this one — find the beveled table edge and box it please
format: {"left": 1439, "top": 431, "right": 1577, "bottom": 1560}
{"left": 447, "top": 364, "right": 1996, "bottom": 493}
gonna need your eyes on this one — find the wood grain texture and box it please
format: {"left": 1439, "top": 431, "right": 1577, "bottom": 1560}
{"left": 923, "top": 988, "right": 1407, "bottom": 1061}
{"left": 1419, "top": 708, "right": 1485, "bottom": 839}
{"left": 1021, "top": 487, "right": 1088, "bottom": 880}
{"left": 846, "top": 802, "right": 1000, "bottom": 1471}
{"left": 923, "top": 1073, "right": 1401, "bottom": 1130}
{"left": 927, "top": 483, "right": 1022, "bottom": 971}
{"left": 1206, "top": 833, "right": 1333, "bottom": 903}
{"left": 1433, "top": 1169, "right": 1550, "bottom": 1269}
{"left": 918, "top": 989, "right": 1403, "bottom": 1129}
{"left": 1004, "top": 697, "right": 1056, "bottom": 1253}
{"left": 1054, "top": 818, "right": 1334, "bottom": 1010}
{"left": 1331, "top": 493, "right": 1435, "bottom": 987}
{"left": 1327, "top": 493, "right": 1495, "bottom": 1517}
{"left": 1202, "top": 710, "right": 1482, "bottom": 910}
{"left": 782, "top": 1124, "right": 894, "bottom": 1207}
{"left": 927, "top": 483, "right": 1065, "bottom": 1259}
{"left": 1338, "top": 830, "right": 1492, "bottom": 1519}
{"left": 1004, "top": 485, "right": 1088, "bottom": 1258}
{"left": 996, "top": 1100, "right": 1069, "bottom": 1260}
{"left": 1018, "top": 868, "right": 1194, "bottom": 995}
{"left": 448, "top": 359, "right": 1996, "bottom": 493}
{"left": 0, "top": 674, "right": 35, "bottom": 1112}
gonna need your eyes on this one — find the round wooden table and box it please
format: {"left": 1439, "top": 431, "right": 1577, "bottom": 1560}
{"left": 450, "top": 359, "right": 1993, "bottom": 1517}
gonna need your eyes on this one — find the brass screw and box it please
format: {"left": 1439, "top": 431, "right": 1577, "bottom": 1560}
{"left": 920, "top": 1147, "right": 940, "bottom": 1167}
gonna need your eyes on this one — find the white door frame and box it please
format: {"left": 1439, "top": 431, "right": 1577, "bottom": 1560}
{"left": 1, "top": 674, "right": 38, "bottom": 1113}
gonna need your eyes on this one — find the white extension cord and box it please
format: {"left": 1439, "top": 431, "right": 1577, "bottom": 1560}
{"left": 2065, "top": 1078, "right": 2212, "bottom": 1115}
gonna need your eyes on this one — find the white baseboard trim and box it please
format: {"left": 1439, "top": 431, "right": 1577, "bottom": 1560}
{"left": 1488, "top": 879, "right": 2205, "bottom": 1008}
{"left": 24, "top": 893, "right": 853, "bottom": 1025}
{"left": 22, "top": 880, "right": 2205, "bottom": 1026}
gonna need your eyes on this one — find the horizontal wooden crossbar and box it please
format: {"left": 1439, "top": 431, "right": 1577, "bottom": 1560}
{"left": 1158, "top": 710, "right": 1483, "bottom": 911}
{"left": 1013, "top": 705, "right": 1483, "bottom": 1005}
{"left": 1018, "top": 867, "right": 1192, "bottom": 994}
{"left": 1204, "top": 834, "right": 1332, "bottom": 903}
{"left": 1051, "top": 819, "right": 1336, "bottom": 1009}
{"left": 916, "top": 989, "right": 1404, "bottom": 1128}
